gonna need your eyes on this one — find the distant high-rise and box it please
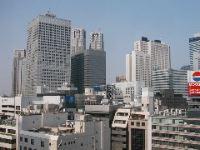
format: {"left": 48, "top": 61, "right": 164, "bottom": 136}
{"left": 134, "top": 37, "right": 171, "bottom": 71}
{"left": 12, "top": 49, "right": 26, "bottom": 96}
{"left": 23, "top": 12, "right": 71, "bottom": 95}
{"left": 126, "top": 51, "right": 151, "bottom": 87}
{"left": 126, "top": 37, "right": 171, "bottom": 87}
{"left": 71, "top": 32, "right": 106, "bottom": 93}
{"left": 89, "top": 32, "right": 104, "bottom": 50}
{"left": 71, "top": 28, "right": 86, "bottom": 55}
{"left": 189, "top": 33, "right": 200, "bottom": 70}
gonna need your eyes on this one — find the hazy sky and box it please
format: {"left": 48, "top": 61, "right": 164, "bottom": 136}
{"left": 0, "top": 0, "right": 200, "bottom": 95}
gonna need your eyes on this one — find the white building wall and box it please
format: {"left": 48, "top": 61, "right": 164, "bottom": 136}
{"left": 131, "top": 51, "right": 151, "bottom": 87}
{"left": 18, "top": 115, "right": 110, "bottom": 150}
{"left": 126, "top": 53, "right": 132, "bottom": 82}
{"left": 0, "top": 96, "right": 40, "bottom": 117}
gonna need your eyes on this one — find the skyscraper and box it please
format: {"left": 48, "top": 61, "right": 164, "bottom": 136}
{"left": 134, "top": 37, "right": 171, "bottom": 71}
{"left": 23, "top": 12, "right": 71, "bottom": 95}
{"left": 12, "top": 49, "right": 26, "bottom": 96}
{"left": 126, "top": 37, "right": 171, "bottom": 87}
{"left": 126, "top": 51, "right": 151, "bottom": 87}
{"left": 71, "top": 32, "right": 106, "bottom": 93}
{"left": 71, "top": 28, "right": 86, "bottom": 55}
{"left": 89, "top": 32, "right": 104, "bottom": 50}
{"left": 189, "top": 33, "right": 200, "bottom": 70}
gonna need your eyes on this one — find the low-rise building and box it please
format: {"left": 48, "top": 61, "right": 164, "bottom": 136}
{"left": 152, "top": 112, "right": 200, "bottom": 150}
{"left": 128, "top": 112, "right": 151, "bottom": 150}
{"left": 111, "top": 108, "right": 131, "bottom": 150}
{"left": 0, "top": 118, "right": 16, "bottom": 150}
{"left": 18, "top": 114, "right": 110, "bottom": 150}
{"left": 0, "top": 96, "right": 40, "bottom": 117}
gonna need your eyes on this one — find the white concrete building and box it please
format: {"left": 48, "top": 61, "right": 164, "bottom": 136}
{"left": 126, "top": 37, "right": 171, "bottom": 87}
{"left": 12, "top": 49, "right": 26, "bottom": 96}
{"left": 18, "top": 114, "right": 110, "bottom": 150}
{"left": 0, "top": 96, "right": 40, "bottom": 117}
{"left": 126, "top": 51, "right": 151, "bottom": 87}
{"left": 112, "top": 108, "right": 131, "bottom": 150}
{"left": 0, "top": 119, "right": 16, "bottom": 150}
{"left": 134, "top": 37, "right": 171, "bottom": 71}
{"left": 141, "top": 88, "right": 154, "bottom": 114}
{"left": 71, "top": 28, "right": 86, "bottom": 55}
{"left": 23, "top": 12, "right": 71, "bottom": 96}
{"left": 89, "top": 32, "right": 104, "bottom": 50}
{"left": 113, "top": 81, "right": 145, "bottom": 104}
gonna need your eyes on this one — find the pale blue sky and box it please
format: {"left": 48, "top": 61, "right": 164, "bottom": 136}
{"left": 0, "top": 0, "right": 200, "bottom": 95}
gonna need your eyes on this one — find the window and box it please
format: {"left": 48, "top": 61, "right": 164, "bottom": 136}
{"left": 25, "top": 138, "right": 28, "bottom": 143}
{"left": 31, "top": 139, "right": 34, "bottom": 145}
{"left": 41, "top": 141, "right": 44, "bottom": 147}
{"left": 24, "top": 147, "right": 27, "bottom": 150}
{"left": 142, "top": 122, "right": 145, "bottom": 126}
{"left": 8, "top": 129, "right": 15, "bottom": 134}
{"left": 16, "top": 106, "right": 20, "bottom": 110}
{"left": 20, "top": 137, "right": 23, "bottom": 142}
{"left": 136, "top": 122, "right": 140, "bottom": 127}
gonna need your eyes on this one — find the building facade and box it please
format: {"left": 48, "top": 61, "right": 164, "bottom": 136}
{"left": 189, "top": 33, "right": 200, "bottom": 70}
{"left": 152, "top": 69, "right": 187, "bottom": 98}
{"left": 23, "top": 12, "right": 71, "bottom": 95}
{"left": 89, "top": 32, "right": 104, "bottom": 50}
{"left": 126, "top": 37, "right": 171, "bottom": 87}
{"left": 71, "top": 32, "right": 106, "bottom": 93}
{"left": 18, "top": 114, "right": 110, "bottom": 150}
{"left": 126, "top": 51, "right": 151, "bottom": 87}
{"left": 0, "top": 119, "right": 16, "bottom": 150}
{"left": 12, "top": 49, "right": 26, "bottom": 96}
{"left": 152, "top": 115, "right": 200, "bottom": 150}
{"left": 134, "top": 37, "right": 171, "bottom": 71}
{"left": 111, "top": 108, "right": 131, "bottom": 150}
{"left": 128, "top": 112, "right": 151, "bottom": 150}
{"left": 71, "top": 28, "right": 86, "bottom": 55}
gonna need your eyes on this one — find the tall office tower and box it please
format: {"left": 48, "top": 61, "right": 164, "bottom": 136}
{"left": 189, "top": 33, "right": 200, "bottom": 70}
{"left": 89, "top": 32, "right": 104, "bottom": 50}
{"left": 71, "top": 28, "right": 86, "bottom": 55}
{"left": 23, "top": 12, "right": 71, "bottom": 96}
{"left": 71, "top": 50, "right": 106, "bottom": 93}
{"left": 71, "top": 32, "right": 106, "bottom": 93}
{"left": 126, "top": 51, "right": 151, "bottom": 87}
{"left": 134, "top": 37, "right": 171, "bottom": 71}
{"left": 12, "top": 49, "right": 26, "bottom": 96}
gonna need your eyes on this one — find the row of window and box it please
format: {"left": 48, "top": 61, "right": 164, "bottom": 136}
{"left": 131, "top": 121, "right": 146, "bottom": 127}
{"left": 20, "top": 137, "right": 44, "bottom": 147}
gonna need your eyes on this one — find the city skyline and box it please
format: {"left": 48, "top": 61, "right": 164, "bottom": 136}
{"left": 1, "top": 0, "right": 200, "bottom": 95}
